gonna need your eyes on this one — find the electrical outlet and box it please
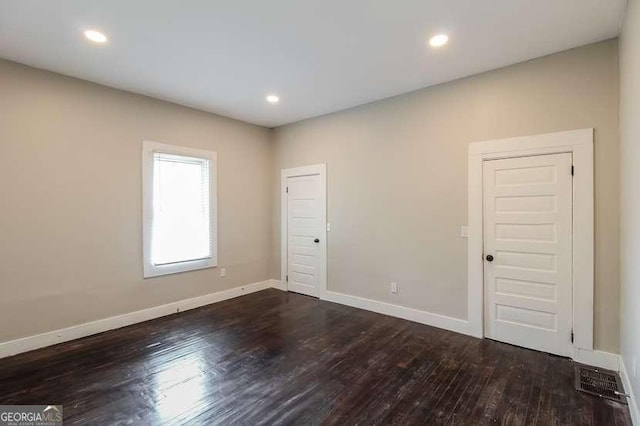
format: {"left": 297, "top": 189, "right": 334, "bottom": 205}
{"left": 390, "top": 282, "right": 398, "bottom": 294}
{"left": 633, "top": 356, "right": 637, "bottom": 380}
{"left": 220, "top": 268, "right": 226, "bottom": 277}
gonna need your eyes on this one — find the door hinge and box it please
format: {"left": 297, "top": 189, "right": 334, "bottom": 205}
{"left": 571, "top": 330, "right": 574, "bottom": 343}
{"left": 286, "top": 274, "right": 289, "bottom": 282}
{"left": 286, "top": 186, "right": 289, "bottom": 193}
{"left": 571, "top": 165, "right": 574, "bottom": 176}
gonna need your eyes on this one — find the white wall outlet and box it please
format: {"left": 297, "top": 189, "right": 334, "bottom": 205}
{"left": 220, "top": 268, "right": 226, "bottom": 277}
{"left": 326, "top": 222, "right": 331, "bottom": 232}
{"left": 390, "top": 282, "right": 398, "bottom": 294}
{"left": 461, "top": 226, "right": 469, "bottom": 238}
{"left": 633, "top": 356, "right": 637, "bottom": 380}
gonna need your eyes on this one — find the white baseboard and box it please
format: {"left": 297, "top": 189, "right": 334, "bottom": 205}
{"left": 572, "top": 347, "right": 621, "bottom": 371}
{"left": 621, "top": 356, "right": 640, "bottom": 425}
{"left": 284, "top": 286, "right": 622, "bottom": 372}
{"left": 5, "top": 277, "right": 623, "bottom": 381}
{"left": 0, "top": 279, "right": 278, "bottom": 359}
{"left": 270, "top": 279, "right": 287, "bottom": 291}
{"left": 270, "top": 281, "right": 471, "bottom": 335}
{"left": 322, "top": 290, "right": 472, "bottom": 336}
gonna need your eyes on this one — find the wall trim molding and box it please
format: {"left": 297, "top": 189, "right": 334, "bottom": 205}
{"left": 571, "top": 348, "right": 620, "bottom": 371}
{"left": 270, "top": 279, "right": 288, "bottom": 291}
{"left": 272, "top": 281, "right": 621, "bottom": 372}
{"left": 2, "top": 278, "right": 621, "bottom": 376}
{"left": 621, "top": 357, "right": 640, "bottom": 425}
{"left": 322, "top": 290, "right": 472, "bottom": 336}
{"left": 270, "top": 280, "right": 473, "bottom": 336}
{"left": 0, "top": 279, "right": 279, "bottom": 359}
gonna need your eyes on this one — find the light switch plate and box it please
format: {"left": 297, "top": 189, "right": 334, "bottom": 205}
{"left": 220, "top": 268, "right": 226, "bottom": 277}
{"left": 461, "top": 226, "right": 469, "bottom": 238}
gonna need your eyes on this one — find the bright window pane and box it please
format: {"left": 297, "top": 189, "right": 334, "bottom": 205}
{"left": 151, "top": 153, "right": 211, "bottom": 265}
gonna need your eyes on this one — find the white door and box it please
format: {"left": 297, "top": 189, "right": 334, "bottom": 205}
{"left": 483, "top": 153, "right": 573, "bottom": 356}
{"left": 286, "top": 174, "right": 322, "bottom": 297}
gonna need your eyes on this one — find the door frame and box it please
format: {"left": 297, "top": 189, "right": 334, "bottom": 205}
{"left": 281, "top": 164, "right": 327, "bottom": 298}
{"left": 467, "top": 128, "right": 594, "bottom": 352}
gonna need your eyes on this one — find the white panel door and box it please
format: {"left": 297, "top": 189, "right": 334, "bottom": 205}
{"left": 287, "top": 174, "right": 322, "bottom": 297}
{"left": 483, "top": 153, "right": 573, "bottom": 356}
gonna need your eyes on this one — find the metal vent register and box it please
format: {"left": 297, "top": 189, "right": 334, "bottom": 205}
{"left": 575, "top": 366, "right": 628, "bottom": 403}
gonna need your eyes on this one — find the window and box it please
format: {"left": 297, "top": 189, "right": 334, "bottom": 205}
{"left": 143, "top": 141, "right": 217, "bottom": 277}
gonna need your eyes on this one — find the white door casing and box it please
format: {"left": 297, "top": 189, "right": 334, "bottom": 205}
{"left": 468, "top": 128, "right": 594, "bottom": 354}
{"left": 281, "top": 164, "right": 327, "bottom": 298}
{"left": 483, "top": 153, "right": 573, "bottom": 356}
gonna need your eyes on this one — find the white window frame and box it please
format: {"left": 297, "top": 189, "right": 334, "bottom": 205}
{"left": 142, "top": 140, "right": 218, "bottom": 278}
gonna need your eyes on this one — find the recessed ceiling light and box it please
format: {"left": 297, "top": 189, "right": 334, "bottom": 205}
{"left": 429, "top": 34, "right": 449, "bottom": 48}
{"left": 84, "top": 30, "right": 108, "bottom": 44}
{"left": 266, "top": 95, "right": 280, "bottom": 104}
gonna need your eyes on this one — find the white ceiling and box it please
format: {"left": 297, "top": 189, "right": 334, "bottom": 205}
{"left": 0, "top": 0, "right": 628, "bottom": 127}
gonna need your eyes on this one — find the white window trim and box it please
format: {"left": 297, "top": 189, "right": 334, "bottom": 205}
{"left": 142, "top": 140, "right": 218, "bottom": 278}
{"left": 467, "top": 128, "right": 594, "bottom": 351}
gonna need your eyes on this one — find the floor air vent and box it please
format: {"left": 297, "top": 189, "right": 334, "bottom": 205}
{"left": 575, "top": 366, "right": 628, "bottom": 404}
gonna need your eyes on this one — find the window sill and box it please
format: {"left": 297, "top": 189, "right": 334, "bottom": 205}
{"left": 143, "top": 258, "right": 217, "bottom": 278}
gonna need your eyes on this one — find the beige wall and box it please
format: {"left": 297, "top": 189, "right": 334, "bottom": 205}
{"left": 0, "top": 40, "right": 622, "bottom": 355}
{"left": 620, "top": 0, "right": 640, "bottom": 408}
{"left": 273, "top": 40, "right": 620, "bottom": 353}
{"left": 0, "top": 59, "right": 273, "bottom": 342}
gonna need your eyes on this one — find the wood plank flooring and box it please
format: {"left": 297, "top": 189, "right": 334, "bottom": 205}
{"left": 0, "top": 289, "right": 631, "bottom": 425}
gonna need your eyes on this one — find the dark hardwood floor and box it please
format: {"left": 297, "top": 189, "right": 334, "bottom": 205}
{"left": 0, "top": 289, "right": 631, "bottom": 425}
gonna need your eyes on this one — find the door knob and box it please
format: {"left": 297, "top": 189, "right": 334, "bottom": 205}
{"left": 314, "top": 238, "right": 320, "bottom": 243}
{"left": 486, "top": 254, "right": 494, "bottom": 262}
